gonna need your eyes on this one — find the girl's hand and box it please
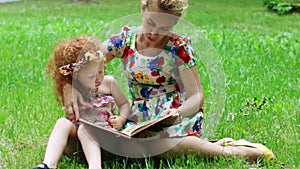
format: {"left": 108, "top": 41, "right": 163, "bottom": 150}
{"left": 109, "top": 115, "right": 127, "bottom": 130}
{"left": 63, "top": 84, "right": 86, "bottom": 122}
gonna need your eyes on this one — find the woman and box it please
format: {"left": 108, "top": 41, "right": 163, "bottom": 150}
{"left": 65, "top": 0, "right": 275, "bottom": 164}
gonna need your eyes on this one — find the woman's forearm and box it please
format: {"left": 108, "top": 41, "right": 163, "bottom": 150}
{"left": 178, "top": 92, "right": 203, "bottom": 117}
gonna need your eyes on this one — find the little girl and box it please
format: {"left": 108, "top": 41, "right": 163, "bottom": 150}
{"left": 33, "top": 35, "right": 130, "bottom": 169}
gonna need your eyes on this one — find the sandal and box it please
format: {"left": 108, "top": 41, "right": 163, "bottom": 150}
{"left": 32, "top": 163, "right": 50, "bottom": 169}
{"left": 223, "top": 139, "right": 275, "bottom": 162}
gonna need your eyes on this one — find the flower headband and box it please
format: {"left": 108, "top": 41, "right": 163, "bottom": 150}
{"left": 59, "top": 50, "right": 104, "bottom": 76}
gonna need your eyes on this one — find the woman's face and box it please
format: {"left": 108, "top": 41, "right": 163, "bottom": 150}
{"left": 142, "top": 5, "right": 179, "bottom": 43}
{"left": 76, "top": 61, "right": 104, "bottom": 90}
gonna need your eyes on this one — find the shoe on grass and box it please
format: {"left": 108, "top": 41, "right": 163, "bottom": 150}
{"left": 224, "top": 139, "right": 275, "bottom": 162}
{"left": 32, "top": 163, "right": 50, "bottom": 169}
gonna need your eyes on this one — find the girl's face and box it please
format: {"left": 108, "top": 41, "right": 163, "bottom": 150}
{"left": 142, "top": 5, "right": 179, "bottom": 44}
{"left": 76, "top": 61, "right": 105, "bottom": 90}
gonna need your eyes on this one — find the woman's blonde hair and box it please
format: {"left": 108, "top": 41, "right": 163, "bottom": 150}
{"left": 141, "top": 0, "right": 188, "bottom": 17}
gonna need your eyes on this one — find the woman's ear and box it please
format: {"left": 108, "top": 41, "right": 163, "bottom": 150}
{"left": 141, "top": 5, "right": 146, "bottom": 19}
{"left": 141, "top": 4, "right": 146, "bottom": 12}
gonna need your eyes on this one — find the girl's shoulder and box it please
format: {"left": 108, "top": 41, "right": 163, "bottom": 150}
{"left": 103, "top": 75, "right": 116, "bottom": 84}
{"left": 96, "top": 75, "right": 116, "bottom": 94}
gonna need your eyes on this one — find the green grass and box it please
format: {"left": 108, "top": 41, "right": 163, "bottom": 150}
{"left": 0, "top": 0, "right": 299, "bottom": 168}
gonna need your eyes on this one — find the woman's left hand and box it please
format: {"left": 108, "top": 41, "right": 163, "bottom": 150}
{"left": 161, "top": 108, "right": 180, "bottom": 117}
{"left": 161, "top": 108, "right": 182, "bottom": 124}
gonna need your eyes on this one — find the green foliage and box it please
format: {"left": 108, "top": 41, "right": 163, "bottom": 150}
{"left": 263, "top": 0, "right": 300, "bottom": 15}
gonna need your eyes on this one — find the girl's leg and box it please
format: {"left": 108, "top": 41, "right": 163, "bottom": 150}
{"left": 154, "top": 136, "right": 263, "bottom": 162}
{"left": 42, "top": 118, "right": 78, "bottom": 168}
{"left": 77, "top": 125, "right": 102, "bottom": 169}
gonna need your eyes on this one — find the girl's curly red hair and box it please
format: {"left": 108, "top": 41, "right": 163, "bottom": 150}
{"left": 46, "top": 35, "right": 100, "bottom": 106}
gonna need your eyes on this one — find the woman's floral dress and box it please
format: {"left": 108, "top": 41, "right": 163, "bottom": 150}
{"left": 80, "top": 93, "right": 116, "bottom": 128}
{"left": 107, "top": 26, "right": 204, "bottom": 138}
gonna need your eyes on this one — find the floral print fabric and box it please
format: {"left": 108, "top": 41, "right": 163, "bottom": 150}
{"left": 80, "top": 93, "right": 116, "bottom": 128}
{"left": 107, "top": 26, "right": 204, "bottom": 137}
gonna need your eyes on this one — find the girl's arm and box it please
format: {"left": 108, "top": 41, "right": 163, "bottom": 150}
{"left": 107, "top": 76, "right": 130, "bottom": 130}
{"left": 63, "top": 83, "right": 86, "bottom": 122}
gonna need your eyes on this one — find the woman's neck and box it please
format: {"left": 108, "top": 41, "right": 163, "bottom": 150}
{"left": 136, "top": 27, "right": 170, "bottom": 56}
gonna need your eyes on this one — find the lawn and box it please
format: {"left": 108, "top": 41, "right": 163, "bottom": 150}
{"left": 0, "top": 0, "right": 299, "bottom": 168}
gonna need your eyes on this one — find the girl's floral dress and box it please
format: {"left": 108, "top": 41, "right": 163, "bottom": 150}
{"left": 107, "top": 26, "right": 204, "bottom": 138}
{"left": 80, "top": 93, "right": 116, "bottom": 128}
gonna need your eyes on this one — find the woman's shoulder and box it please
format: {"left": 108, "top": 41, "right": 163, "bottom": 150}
{"left": 168, "top": 33, "right": 195, "bottom": 66}
{"left": 169, "top": 33, "right": 191, "bottom": 46}
{"left": 120, "top": 26, "right": 137, "bottom": 36}
{"left": 108, "top": 26, "right": 137, "bottom": 50}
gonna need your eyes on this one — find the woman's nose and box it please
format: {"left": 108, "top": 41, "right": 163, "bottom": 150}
{"left": 151, "top": 27, "right": 160, "bottom": 35}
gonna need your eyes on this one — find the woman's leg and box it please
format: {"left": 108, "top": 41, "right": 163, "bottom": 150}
{"left": 77, "top": 125, "right": 102, "bottom": 169}
{"left": 154, "top": 136, "right": 263, "bottom": 162}
{"left": 42, "top": 118, "right": 78, "bottom": 168}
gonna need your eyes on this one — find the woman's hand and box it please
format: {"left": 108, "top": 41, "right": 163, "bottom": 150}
{"left": 63, "top": 84, "right": 86, "bottom": 122}
{"left": 161, "top": 108, "right": 180, "bottom": 118}
{"left": 161, "top": 108, "right": 182, "bottom": 124}
{"left": 109, "top": 115, "right": 127, "bottom": 130}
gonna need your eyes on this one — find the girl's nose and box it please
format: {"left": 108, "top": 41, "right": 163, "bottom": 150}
{"left": 95, "top": 73, "right": 101, "bottom": 80}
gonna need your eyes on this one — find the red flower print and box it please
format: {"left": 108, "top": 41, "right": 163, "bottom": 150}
{"left": 156, "top": 76, "right": 166, "bottom": 84}
{"left": 151, "top": 70, "right": 159, "bottom": 76}
{"left": 157, "top": 57, "right": 164, "bottom": 68}
{"left": 122, "top": 46, "right": 129, "bottom": 65}
{"left": 172, "top": 33, "right": 180, "bottom": 40}
{"left": 172, "top": 95, "right": 181, "bottom": 108}
{"left": 129, "top": 61, "right": 135, "bottom": 68}
{"left": 123, "top": 46, "right": 129, "bottom": 59}
{"left": 176, "top": 46, "right": 191, "bottom": 63}
{"left": 183, "top": 37, "right": 189, "bottom": 43}
{"left": 110, "top": 35, "right": 118, "bottom": 40}
{"left": 123, "top": 26, "right": 130, "bottom": 31}
{"left": 128, "top": 48, "right": 134, "bottom": 58}
{"left": 174, "top": 82, "right": 180, "bottom": 92}
{"left": 175, "top": 58, "right": 184, "bottom": 66}
{"left": 174, "top": 40, "right": 180, "bottom": 46}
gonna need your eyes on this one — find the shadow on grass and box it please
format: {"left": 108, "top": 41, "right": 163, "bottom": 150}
{"left": 58, "top": 152, "right": 281, "bottom": 169}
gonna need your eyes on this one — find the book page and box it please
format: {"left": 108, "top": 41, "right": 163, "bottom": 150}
{"left": 80, "top": 114, "right": 175, "bottom": 139}
{"left": 120, "top": 114, "right": 174, "bottom": 137}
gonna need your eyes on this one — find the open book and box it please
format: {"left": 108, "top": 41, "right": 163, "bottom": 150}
{"left": 80, "top": 114, "right": 175, "bottom": 139}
